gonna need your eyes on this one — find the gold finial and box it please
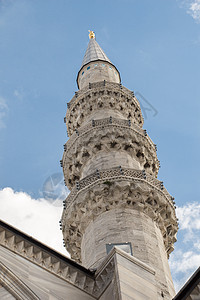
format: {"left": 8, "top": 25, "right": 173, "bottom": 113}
{"left": 88, "top": 30, "right": 95, "bottom": 39}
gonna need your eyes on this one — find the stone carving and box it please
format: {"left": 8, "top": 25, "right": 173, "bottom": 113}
{"left": 0, "top": 222, "right": 115, "bottom": 298}
{"left": 65, "top": 81, "right": 144, "bottom": 136}
{"left": 65, "top": 116, "right": 147, "bottom": 150}
{"left": 61, "top": 167, "right": 178, "bottom": 263}
{"left": 62, "top": 121, "right": 159, "bottom": 189}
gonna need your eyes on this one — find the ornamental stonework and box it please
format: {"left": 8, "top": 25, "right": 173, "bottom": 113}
{"left": 65, "top": 81, "right": 144, "bottom": 136}
{"left": 62, "top": 118, "right": 159, "bottom": 189}
{"left": 0, "top": 222, "right": 116, "bottom": 299}
{"left": 61, "top": 167, "right": 178, "bottom": 263}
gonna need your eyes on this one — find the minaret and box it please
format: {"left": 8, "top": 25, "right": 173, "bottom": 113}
{"left": 61, "top": 31, "right": 178, "bottom": 299}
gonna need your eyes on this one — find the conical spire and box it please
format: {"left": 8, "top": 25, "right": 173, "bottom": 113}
{"left": 77, "top": 31, "right": 121, "bottom": 90}
{"left": 81, "top": 38, "right": 111, "bottom": 69}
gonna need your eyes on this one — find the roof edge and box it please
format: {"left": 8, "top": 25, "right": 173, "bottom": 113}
{"left": 173, "top": 267, "right": 200, "bottom": 300}
{"left": 0, "top": 219, "right": 94, "bottom": 277}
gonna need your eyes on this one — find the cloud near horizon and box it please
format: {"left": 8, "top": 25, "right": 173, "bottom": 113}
{"left": 0, "top": 187, "right": 68, "bottom": 256}
{"left": 169, "top": 202, "right": 200, "bottom": 291}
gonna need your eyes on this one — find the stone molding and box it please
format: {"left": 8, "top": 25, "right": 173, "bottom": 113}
{"left": 68, "top": 81, "right": 135, "bottom": 108}
{"left": 64, "top": 167, "right": 172, "bottom": 205}
{"left": 65, "top": 81, "right": 144, "bottom": 136}
{"left": 62, "top": 121, "right": 159, "bottom": 189}
{"left": 0, "top": 261, "right": 39, "bottom": 299}
{"left": 61, "top": 167, "right": 178, "bottom": 262}
{"left": 64, "top": 116, "right": 151, "bottom": 150}
{"left": 100, "top": 246, "right": 156, "bottom": 276}
{"left": 0, "top": 221, "right": 115, "bottom": 299}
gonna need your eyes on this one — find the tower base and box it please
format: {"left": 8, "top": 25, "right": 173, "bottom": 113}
{"left": 98, "top": 247, "right": 175, "bottom": 300}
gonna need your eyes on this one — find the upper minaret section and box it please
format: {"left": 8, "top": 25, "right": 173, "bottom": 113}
{"left": 77, "top": 31, "right": 121, "bottom": 89}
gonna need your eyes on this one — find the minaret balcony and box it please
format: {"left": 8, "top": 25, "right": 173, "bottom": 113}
{"left": 62, "top": 117, "right": 159, "bottom": 189}
{"left": 61, "top": 166, "right": 178, "bottom": 265}
{"left": 65, "top": 81, "right": 144, "bottom": 136}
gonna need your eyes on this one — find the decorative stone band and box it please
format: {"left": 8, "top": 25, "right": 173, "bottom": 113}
{"left": 64, "top": 116, "right": 154, "bottom": 152}
{"left": 0, "top": 221, "right": 115, "bottom": 299}
{"left": 68, "top": 81, "right": 137, "bottom": 110}
{"left": 62, "top": 121, "right": 159, "bottom": 189}
{"left": 64, "top": 167, "right": 173, "bottom": 207}
{"left": 65, "top": 81, "right": 144, "bottom": 136}
{"left": 61, "top": 167, "right": 178, "bottom": 262}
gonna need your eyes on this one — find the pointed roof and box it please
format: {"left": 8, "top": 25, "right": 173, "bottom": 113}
{"left": 81, "top": 38, "right": 111, "bottom": 68}
{"left": 77, "top": 31, "right": 121, "bottom": 89}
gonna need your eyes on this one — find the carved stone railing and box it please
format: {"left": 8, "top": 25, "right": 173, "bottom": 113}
{"left": 65, "top": 81, "right": 144, "bottom": 136}
{"left": 62, "top": 120, "right": 159, "bottom": 189}
{"left": 64, "top": 167, "right": 174, "bottom": 208}
{"left": 64, "top": 116, "right": 154, "bottom": 151}
{"left": 67, "top": 81, "right": 137, "bottom": 109}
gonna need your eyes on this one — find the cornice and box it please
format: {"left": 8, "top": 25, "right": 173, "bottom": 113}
{"left": 99, "top": 246, "right": 156, "bottom": 276}
{"left": 63, "top": 167, "right": 173, "bottom": 206}
{"left": 0, "top": 220, "right": 115, "bottom": 299}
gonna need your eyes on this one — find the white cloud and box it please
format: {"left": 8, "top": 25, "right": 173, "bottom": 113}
{"left": 0, "top": 187, "right": 69, "bottom": 256}
{"left": 177, "top": 202, "right": 200, "bottom": 229}
{"left": 180, "top": 0, "right": 200, "bottom": 22}
{"left": 169, "top": 202, "right": 200, "bottom": 292}
{"left": 188, "top": 0, "right": 200, "bottom": 21}
{"left": 169, "top": 249, "right": 200, "bottom": 292}
{"left": 0, "top": 96, "right": 8, "bottom": 129}
{"left": 170, "top": 250, "right": 200, "bottom": 273}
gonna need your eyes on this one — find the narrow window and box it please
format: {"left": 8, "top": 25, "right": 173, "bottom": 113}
{"left": 106, "top": 242, "right": 133, "bottom": 255}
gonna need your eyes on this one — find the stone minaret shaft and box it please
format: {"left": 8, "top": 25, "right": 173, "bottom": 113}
{"left": 61, "top": 32, "right": 178, "bottom": 299}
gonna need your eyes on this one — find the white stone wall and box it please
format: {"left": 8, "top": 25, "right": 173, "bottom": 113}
{"left": 0, "top": 246, "right": 94, "bottom": 300}
{"left": 81, "top": 208, "right": 175, "bottom": 299}
{"left": 77, "top": 61, "right": 120, "bottom": 89}
{"left": 81, "top": 151, "right": 142, "bottom": 178}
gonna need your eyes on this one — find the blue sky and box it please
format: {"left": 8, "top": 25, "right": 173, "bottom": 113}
{"left": 0, "top": 0, "right": 200, "bottom": 292}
